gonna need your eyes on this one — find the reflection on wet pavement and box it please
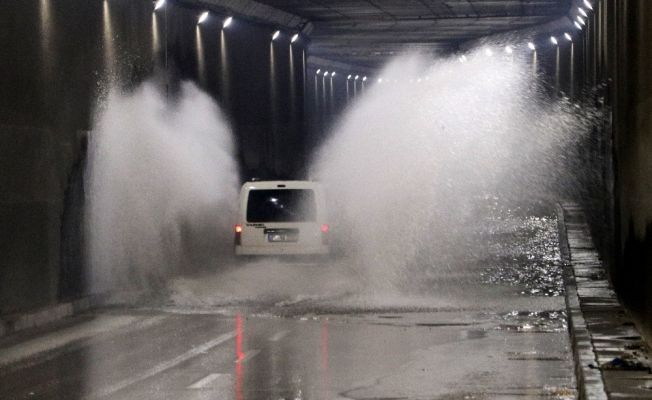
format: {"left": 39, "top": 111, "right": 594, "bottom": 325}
{"left": 0, "top": 202, "right": 578, "bottom": 399}
{"left": 494, "top": 310, "right": 568, "bottom": 333}
{"left": 477, "top": 203, "right": 564, "bottom": 297}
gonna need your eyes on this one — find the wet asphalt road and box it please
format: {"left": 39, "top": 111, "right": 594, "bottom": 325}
{"left": 0, "top": 208, "right": 577, "bottom": 399}
{"left": 0, "top": 307, "right": 574, "bottom": 400}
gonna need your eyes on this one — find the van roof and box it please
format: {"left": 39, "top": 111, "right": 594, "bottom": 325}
{"left": 241, "top": 180, "right": 321, "bottom": 190}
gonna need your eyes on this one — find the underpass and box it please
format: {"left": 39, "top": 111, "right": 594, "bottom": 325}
{"left": 2, "top": 1, "right": 652, "bottom": 399}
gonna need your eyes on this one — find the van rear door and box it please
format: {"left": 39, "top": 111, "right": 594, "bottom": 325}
{"left": 243, "top": 189, "right": 321, "bottom": 248}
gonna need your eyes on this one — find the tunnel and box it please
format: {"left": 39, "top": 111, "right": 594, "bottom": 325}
{"left": 1, "top": 1, "right": 652, "bottom": 398}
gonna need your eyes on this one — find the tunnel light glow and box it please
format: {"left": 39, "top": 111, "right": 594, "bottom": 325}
{"left": 578, "top": 7, "right": 588, "bottom": 17}
{"left": 550, "top": 36, "right": 558, "bottom": 45}
{"left": 223, "top": 16, "right": 233, "bottom": 28}
{"left": 564, "top": 32, "right": 572, "bottom": 41}
{"left": 377, "top": 78, "right": 382, "bottom": 83}
{"left": 577, "top": 16, "right": 586, "bottom": 25}
{"left": 272, "top": 30, "right": 280, "bottom": 40}
{"left": 574, "top": 21, "right": 583, "bottom": 30}
{"left": 459, "top": 55, "right": 467, "bottom": 62}
{"left": 362, "top": 76, "right": 367, "bottom": 82}
{"left": 316, "top": 69, "right": 321, "bottom": 75}
{"left": 527, "top": 42, "right": 536, "bottom": 51}
{"left": 323, "top": 71, "right": 329, "bottom": 77}
{"left": 355, "top": 75, "right": 359, "bottom": 80}
{"left": 331, "top": 72, "right": 336, "bottom": 77}
{"left": 198, "top": 11, "right": 209, "bottom": 24}
{"left": 347, "top": 74, "right": 352, "bottom": 80}
{"left": 484, "top": 48, "right": 493, "bottom": 56}
{"left": 291, "top": 33, "right": 299, "bottom": 43}
{"left": 584, "top": 0, "right": 593, "bottom": 10}
{"left": 154, "top": 0, "right": 165, "bottom": 11}
{"left": 505, "top": 45, "right": 513, "bottom": 54}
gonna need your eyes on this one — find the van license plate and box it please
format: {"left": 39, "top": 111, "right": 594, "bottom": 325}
{"left": 265, "top": 228, "right": 299, "bottom": 243}
{"left": 268, "top": 233, "right": 298, "bottom": 242}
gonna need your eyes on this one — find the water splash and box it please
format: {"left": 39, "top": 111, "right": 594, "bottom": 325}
{"left": 311, "top": 49, "right": 595, "bottom": 294}
{"left": 85, "top": 81, "right": 239, "bottom": 295}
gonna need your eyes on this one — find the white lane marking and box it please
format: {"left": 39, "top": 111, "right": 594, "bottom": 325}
{"left": 94, "top": 330, "right": 236, "bottom": 398}
{"left": 235, "top": 349, "right": 260, "bottom": 364}
{"left": 269, "top": 330, "right": 290, "bottom": 342}
{"left": 0, "top": 315, "right": 167, "bottom": 367}
{"left": 187, "top": 373, "right": 231, "bottom": 389}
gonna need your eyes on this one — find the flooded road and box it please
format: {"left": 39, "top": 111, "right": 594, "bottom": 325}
{"left": 0, "top": 204, "right": 576, "bottom": 399}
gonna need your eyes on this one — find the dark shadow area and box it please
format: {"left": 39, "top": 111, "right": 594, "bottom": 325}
{"left": 59, "top": 132, "right": 88, "bottom": 301}
{"left": 619, "top": 220, "right": 652, "bottom": 336}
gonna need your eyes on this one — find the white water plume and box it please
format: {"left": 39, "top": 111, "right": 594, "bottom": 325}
{"left": 85, "top": 81, "right": 239, "bottom": 295}
{"left": 312, "top": 50, "right": 595, "bottom": 294}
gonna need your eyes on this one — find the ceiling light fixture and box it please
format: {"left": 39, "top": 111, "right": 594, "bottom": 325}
{"left": 198, "top": 11, "right": 209, "bottom": 24}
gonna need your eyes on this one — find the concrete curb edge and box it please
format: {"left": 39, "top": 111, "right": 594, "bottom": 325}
{"left": 0, "top": 296, "right": 102, "bottom": 339}
{"left": 556, "top": 203, "right": 609, "bottom": 400}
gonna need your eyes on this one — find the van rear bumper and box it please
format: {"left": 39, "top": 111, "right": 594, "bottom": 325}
{"left": 235, "top": 245, "right": 329, "bottom": 256}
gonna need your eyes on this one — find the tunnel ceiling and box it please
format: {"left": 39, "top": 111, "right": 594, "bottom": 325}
{"left": 185, "top": 0, "right": 572, "bottom": 69}
{"left": 253, "top": 0, "right": 571, "bottom": 68}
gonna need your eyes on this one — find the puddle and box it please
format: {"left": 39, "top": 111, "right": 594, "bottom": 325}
{"left": 507, "top": 351, "right": 566, "bottom": 361}
{"left": 492, "top": 310, "right": 567, "bottom": 333}
{"left": 462, "top": 329, "right": 487, "bottom": 340}
{"left": 474, "top": 204, "right": 564, "bottom": 298}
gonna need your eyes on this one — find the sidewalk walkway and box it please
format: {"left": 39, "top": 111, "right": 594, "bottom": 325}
{"left": 558, "top": 203, "right": 652, "bottom": 399}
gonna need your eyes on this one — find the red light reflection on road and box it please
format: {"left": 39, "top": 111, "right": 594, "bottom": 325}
{"left": 235, "top": 314, "right": 244, "bottom": 400}
{"left": 236, "top": 314, "right": 245, "bottom": 362}
{"left": 320, "top": 319, "right": 331, "bottom": 399}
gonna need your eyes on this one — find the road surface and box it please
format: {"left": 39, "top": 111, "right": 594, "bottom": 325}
{"left": 0, "top": 206, "right": 576, "bottom": 399}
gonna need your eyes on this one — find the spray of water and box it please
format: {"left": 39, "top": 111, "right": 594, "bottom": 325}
{"left": 312, "top": 50, "right": 595, "bottom": 295}
{"left": 87, "top": 47, "right": 595, "bottom": 310}
{"left": 85, "top": 81, "right": 239, "bottom": 296}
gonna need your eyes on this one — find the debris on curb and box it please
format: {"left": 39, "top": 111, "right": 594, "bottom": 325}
{"left": 599, "top": 354, "right": 651, "bottom": 372}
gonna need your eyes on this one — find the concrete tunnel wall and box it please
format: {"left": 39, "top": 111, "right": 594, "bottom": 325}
{"left": 0, "top": 0, "right": 307, "bottom": 315}
{"left": 580, "top": 0, "right": 652, "bottom": 340}
{"left": 612, "top": 2, "right": 652, "bottom": 340}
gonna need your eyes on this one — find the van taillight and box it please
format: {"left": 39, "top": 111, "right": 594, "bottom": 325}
{"left": 235, "top": 224, "right": 242, "bottom": 245}
{"left": 321, "top": 224, "right": 329, "bottom": 244}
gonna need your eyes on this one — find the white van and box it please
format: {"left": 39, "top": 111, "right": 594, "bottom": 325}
{"left": 234, "top": 180, "right": 330, "bottom": 256}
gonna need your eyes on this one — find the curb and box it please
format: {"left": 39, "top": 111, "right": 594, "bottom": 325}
{"left": 0, "top": 289, "right": 150, "bottom": 339}
{"left": 0, "top": 296, "right": 101, "bottom": 339}
{"left": 557, "top": 203, "right": 652, "bottom": 399}
{"left": 556, "top": 203, "right": 609, "bottom": 400}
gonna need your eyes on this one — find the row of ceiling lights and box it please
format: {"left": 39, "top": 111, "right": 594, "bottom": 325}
{"left": 153, "top": 0, "right": 301, "bottom": 42}
{"left": 153, "top": 0, "right": 596, "bottom": 82}
{"left": 317, "top": 0, "right": 597, "bottom": 81}
{"left": 532, "top": 0, "right": 595, "bottom": 49}
{"left": 315, "top": 69, "right": 368, "bottom": 82}
{"left": 459, "top": 0, "right": 595, "bottom": 62}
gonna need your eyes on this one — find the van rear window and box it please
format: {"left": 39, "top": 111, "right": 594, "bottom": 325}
{"left": 246, "top": 189, "right": 316, "bottom": 222}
